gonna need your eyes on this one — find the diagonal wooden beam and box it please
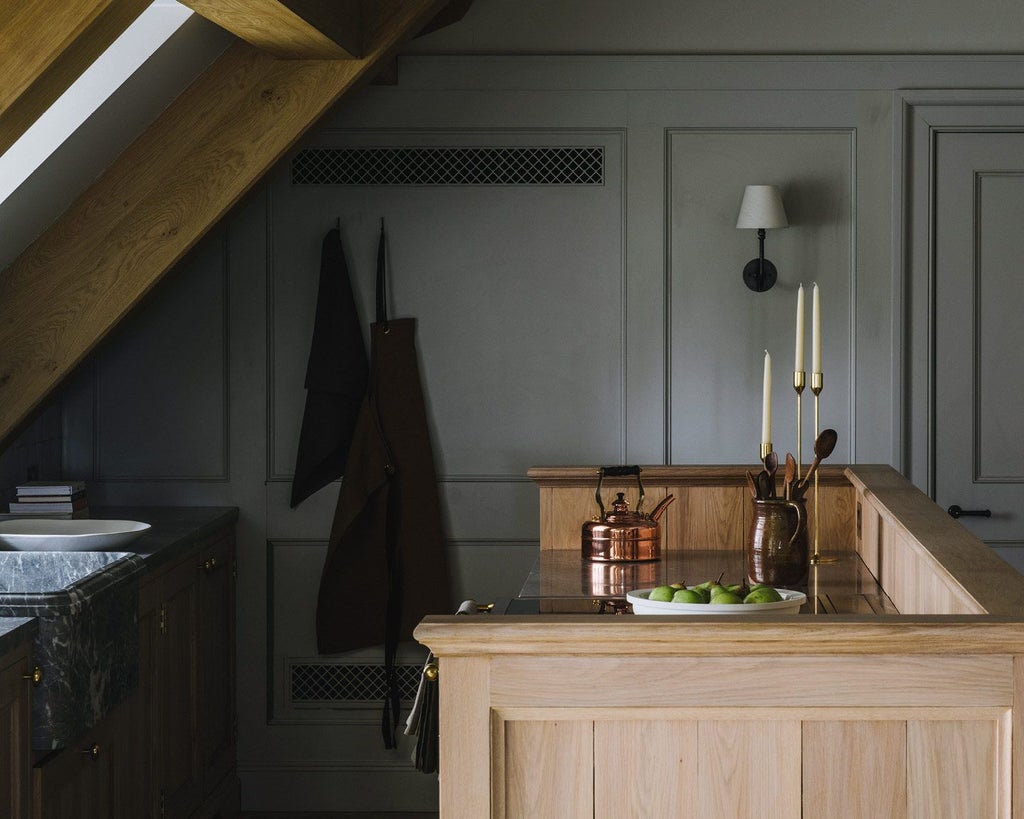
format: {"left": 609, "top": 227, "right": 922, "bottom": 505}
{"left": 178, "top": 0, "right": 362, "bottom": 59}
{"left": 0, "top": 0, "right": 453, "bottom": 447}
{"left": 0, "top": 0, "right": 151, "bottom": 157}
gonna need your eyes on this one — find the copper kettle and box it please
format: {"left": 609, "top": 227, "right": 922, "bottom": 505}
{"left": 581, "top": 466, "right": 675, "bottom": 562}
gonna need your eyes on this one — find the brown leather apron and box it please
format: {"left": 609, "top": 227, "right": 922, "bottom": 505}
{"left": 315, "top": 222, "right": 451, "bottom": 747}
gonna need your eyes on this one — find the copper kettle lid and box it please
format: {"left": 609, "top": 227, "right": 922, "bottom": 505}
{"left": 598, "top": 492, "right": 656, "bottom": 528}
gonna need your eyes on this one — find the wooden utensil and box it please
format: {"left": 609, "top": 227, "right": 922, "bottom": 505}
{"left": 763, "top": 450, "right": 778, "bottom": 498}
{"left": 784, "top": 453, "right": 797, "bottom": 499}
{"left": 746, "top": 470, "right": 760, "bottom": 500}
{"left": 796, "top": 428, "right": 838, "bottom": 496}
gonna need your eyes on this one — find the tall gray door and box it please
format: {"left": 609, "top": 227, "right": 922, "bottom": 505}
{"left": 934, "top": 131, "right": 1024, "bottom": 554}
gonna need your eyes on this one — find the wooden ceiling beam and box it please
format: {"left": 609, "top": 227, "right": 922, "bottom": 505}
{"left": 178, "top": 0, "right": 362, "bottom": 59}
{"left": 0, "top": 0, "right": 151, "bottom": 157}
{"left": 0, "top": 0, "right": 452, "bottom": 447}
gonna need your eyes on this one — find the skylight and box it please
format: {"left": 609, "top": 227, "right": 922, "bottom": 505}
{"left": 0, "top": 1, "right": 193, "bottom": 204}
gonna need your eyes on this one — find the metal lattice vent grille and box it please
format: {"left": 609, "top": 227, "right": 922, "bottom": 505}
{"left": 291, "top": 146, "right": 604, "bottom": 186}
{"left": 290, "top": 662, "right": 423, "bottom": 704}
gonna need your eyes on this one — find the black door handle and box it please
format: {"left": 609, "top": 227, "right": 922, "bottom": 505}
{"left": 948, "top": 505, "right": 992, "bottom": 519}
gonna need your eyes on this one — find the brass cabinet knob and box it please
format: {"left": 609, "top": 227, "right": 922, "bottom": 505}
{"left": 22, "top": 666, "right": 43, "bottom": 686}
{"left": 80, "top": 744, "right": 100, "bottom": 760}
{"left": 424, "top": 662, "right": 439, "bottom": 682}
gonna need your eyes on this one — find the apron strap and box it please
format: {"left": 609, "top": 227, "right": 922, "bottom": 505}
{"left": 375, "top": 218, "right": 388, "bottom": 327}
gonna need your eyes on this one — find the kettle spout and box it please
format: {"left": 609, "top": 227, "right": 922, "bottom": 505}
{"left": 649, "top": 494, "right": 675, "bottom": 521}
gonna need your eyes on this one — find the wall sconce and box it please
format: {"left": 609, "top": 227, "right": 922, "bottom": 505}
{"left": 736, "top": 184, "right": 789, "bottom": 292}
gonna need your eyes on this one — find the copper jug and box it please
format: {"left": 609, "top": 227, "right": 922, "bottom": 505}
{"left": 746, "top": 497, "right": 808, "bottom": 586}
{"left": 581, "top": 466, "right": 674, "bottom": 562}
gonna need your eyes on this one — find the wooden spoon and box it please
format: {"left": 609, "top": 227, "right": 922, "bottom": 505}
{"left": 797, "top": 428, "right": 838, "bottom": 494}
{"left": 763, "top": 450, "right": 778, "bottom": 498}
{"left": 784, "top": 453, "right": 797, "bottom": 499}
{"left": 745, "top": 470, "right": 760, "bottom": 500}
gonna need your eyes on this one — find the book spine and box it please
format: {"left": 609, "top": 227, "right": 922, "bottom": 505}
{"left": 9, "top": 499, "right": 89, "bottom": 513}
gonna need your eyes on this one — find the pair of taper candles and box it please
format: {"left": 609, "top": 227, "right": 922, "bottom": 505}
{"left": 761, "top": 283, "right": 821, "bottom": 455}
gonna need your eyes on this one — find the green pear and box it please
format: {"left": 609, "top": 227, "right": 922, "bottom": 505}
{"left": 669, "top": 582, "right": 686, "bottom": 589}
{"left": 743, "top": 586, "right": 783, "bottom": 604}
{"left": 648, "top": 585, "right": 675, "bottom": 602}
{"left": 671, "top": 588, "right": 706, "bottom": 604}
{"left": 706, "top": 582, "right": 726, "bottom": 599}
{"left": 687, "top": 585, "right": 711, "bottom": 603}
{"left": 709, "top": 591, "right": 744, "bottom": 605}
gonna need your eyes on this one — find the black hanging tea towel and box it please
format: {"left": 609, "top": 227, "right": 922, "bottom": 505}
{"left": 290, "top": 226, "right": 368, "bottom": 508}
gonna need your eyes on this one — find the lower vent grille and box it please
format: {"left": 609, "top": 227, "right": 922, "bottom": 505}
{"left": 289, "top": 661, "right": 423, "bottom": 705}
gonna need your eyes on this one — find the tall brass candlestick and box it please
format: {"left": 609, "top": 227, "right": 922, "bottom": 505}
{"left": 810, "top": 372, "right": 823, "bottom": 563}
{"left": 793, "top": 371, "right": 805, "bottom": 480}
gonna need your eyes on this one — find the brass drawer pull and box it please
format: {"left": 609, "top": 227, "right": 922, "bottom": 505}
{"left": 80, "top": 744, "right": 100, "bottom": 760}
{"left": 199, "top": 557, "right": 218, "bottom": 572}
{"left": 22, "top": 666, "right": 43, "bottom": 686}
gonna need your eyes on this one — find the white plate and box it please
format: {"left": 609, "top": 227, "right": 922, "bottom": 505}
{"left": 0, "top": 519, "right": 151, "bottom": 551}
{"left": 627, "top": 587, "right": 806, "bottom": 615}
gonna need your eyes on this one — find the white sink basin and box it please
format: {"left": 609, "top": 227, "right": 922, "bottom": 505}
{"left": 0, "top": 519, "right": 150, "bottom": 551}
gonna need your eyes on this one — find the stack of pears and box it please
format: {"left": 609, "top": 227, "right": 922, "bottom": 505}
{"left": 647, "top": 578, "right": 784, "bottom": 605}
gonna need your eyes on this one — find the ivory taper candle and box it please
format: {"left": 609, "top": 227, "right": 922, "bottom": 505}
{"left": 762, "top": 349, "right": 772, "bottom": 447}
{"left": 811, "top": 282, "right": 821, "bottom": 374}
{"left": 794, "top": 283, "right": 805, "bottom": 372}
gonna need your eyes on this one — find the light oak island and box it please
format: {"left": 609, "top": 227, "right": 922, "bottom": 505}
{"left": 414, "top": 465, "right": 1024, "bottom": 818}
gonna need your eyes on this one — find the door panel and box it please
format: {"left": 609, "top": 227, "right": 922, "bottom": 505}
{"left": 934, "top": 131, "right": 1024, "bottom": 549}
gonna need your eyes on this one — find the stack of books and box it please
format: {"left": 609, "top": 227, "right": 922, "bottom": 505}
{"left": 9, "top": 481, "right": 89, "bottom": 518}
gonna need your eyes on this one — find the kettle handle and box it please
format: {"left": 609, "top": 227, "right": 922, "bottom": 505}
{"left": 596, "top": 466, "right": 644, "bottom": 518}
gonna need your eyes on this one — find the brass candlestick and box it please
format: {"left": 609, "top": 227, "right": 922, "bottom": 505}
{"left": 810, "top": 372, "right": 823, "bottom": 564}
{"left": 760, "top": 441, "right": 773, "bottom": 461}
{"left": 793, "top": 370, "right": 805, "bottom": 480}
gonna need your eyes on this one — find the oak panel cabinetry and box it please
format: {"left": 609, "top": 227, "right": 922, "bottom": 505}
{"left": 1, "top": 635, "right": 33, "bottom": 819}
{"left": 138, "top": 528, "right": 237, "bottom": 818}
{"left": 419, "top": 466, "right": 1024, "bottom": 817}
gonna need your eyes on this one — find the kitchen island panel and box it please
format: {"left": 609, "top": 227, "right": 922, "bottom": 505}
{"left": 593, "top": 719, "right": 699, "bottom": 818}
{"left": 437, "top": 656, "right": 490, "bottom": 819}
{"left": 907, "top": 718, "right": 1002, "bottom": 818}
{"left": 699, "top": 719, "right": 801, "bottom": 819}
{"left": 665, "top": 485, "right": 744, "bottom": 550}
{"left": 503, "top": 720, "right": 592, "bottom": 818}
{"left": 488, "top": 654, "right": 1012, "bottom": 709}
{"left": 803, "top": 719, "right": 907, "bottom": 818}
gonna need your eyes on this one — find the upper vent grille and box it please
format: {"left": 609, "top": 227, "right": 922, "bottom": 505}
{"left": 291, "top": 146, "right": 604, "bottom": 186}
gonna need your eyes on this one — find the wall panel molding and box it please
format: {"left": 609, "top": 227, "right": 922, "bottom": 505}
{"left": 666, "top": 127, "right": 855, "bottom": 464}
{"left": 266, "top": 127, "right": 628, "bottom": 482}
{"left": 93, "top": 233, "right": 231, "bottom": 482}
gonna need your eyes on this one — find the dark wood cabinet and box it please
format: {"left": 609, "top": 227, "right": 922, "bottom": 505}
{"left": 138, "top": 527, "right": 237, "bottom": 818}
{"left": 196, "top": 534, "right": 236, "bottom": 795}
{"left": 32, "top": 693, "right": 139, "bottom": 819}
{"left": 28, "top": 521, "right": 237, "bottom": 819}
{"left": 1, "top": 639, "right": 32, "bottom": 819}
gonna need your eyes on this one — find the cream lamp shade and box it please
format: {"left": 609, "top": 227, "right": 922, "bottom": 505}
{"left": 736, "top": 185, "right": 789, "bottom": 229}
{"left": 736, "top": 184, "right": 788, "bottom": 291}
